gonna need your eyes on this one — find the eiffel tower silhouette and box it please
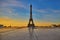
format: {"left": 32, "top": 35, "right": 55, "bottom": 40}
{"left": 28, "top": 4, "right": 35, "bottom": 28}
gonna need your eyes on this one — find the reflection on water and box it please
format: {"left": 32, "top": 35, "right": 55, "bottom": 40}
{"left": 0, "top": 33, "right": 2, "bottom": 40}
{"left": 28, "top": 27, "right": 34, "bottom": 40}
{"left": 28, "top": 27, "right": 38, "bottom": 40}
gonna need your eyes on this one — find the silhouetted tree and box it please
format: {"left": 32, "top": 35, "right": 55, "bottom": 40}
{"left": 52, "top": 24, "right": 57, "bottom": 27}
{"left": 0, "top": 24, "right": 3, "bottom": 28}
{"left": 58, "top": 24, "right": 60, "bottom": 27}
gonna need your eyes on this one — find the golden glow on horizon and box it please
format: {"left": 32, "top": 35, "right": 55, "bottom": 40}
{"left": 0, "top": 18, "right": 28, "bottom": 26}
{"left": 0, "top": 18, "right": 59, "bottom": 26}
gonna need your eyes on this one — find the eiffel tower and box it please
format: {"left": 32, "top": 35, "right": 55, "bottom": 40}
{"left": 28, "top": 4, "right": 35, "bottom": 28}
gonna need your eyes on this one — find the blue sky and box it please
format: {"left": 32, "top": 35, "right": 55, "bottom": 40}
{"left": 0, "top": 0, "right": 60, "bottom": 26}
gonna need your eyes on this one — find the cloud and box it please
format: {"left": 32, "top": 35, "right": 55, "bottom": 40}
{"left": 35, "top": 9, "right": 48, "bottom": 13}
{"left": 33, "top": 8, "right": 60, "bottom": 23}
{"left": 0, "top": 7, "right": 19, "bottom": 19}
{"left": 51, "top": 9, "right": 60, "bottom": 13}
{"left": 0, "top": 0, "right": 28, "bottom": 19}
{"left": 0, "top": 0, "right": 28, "bottom": 9}
{"left": 34, "top": 8, "right": 60, "bottom": 14}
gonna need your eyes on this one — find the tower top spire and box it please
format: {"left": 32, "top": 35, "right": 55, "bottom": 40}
{"left": 30, "top": 4, "right": 32, "bottom": 7}
{"left": 30, "top": 4, "right": 32, "bottom": 19}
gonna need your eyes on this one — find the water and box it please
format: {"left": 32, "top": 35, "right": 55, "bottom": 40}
{"left": 0, "top": 28, "right": 60, "bottom": 40}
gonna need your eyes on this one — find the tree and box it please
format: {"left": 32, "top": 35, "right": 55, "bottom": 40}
{"left": 52, "top": 24, "right": 57, "bottom": 27}
{"left": 58, "top": 24, "right": 60, "bottom": 27}
{"left": 0, "top": 24, "right": 3, "bottom": 28}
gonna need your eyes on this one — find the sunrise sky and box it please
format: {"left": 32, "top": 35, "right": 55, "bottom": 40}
{"left": 0, "top": 0, "right": 60, "bottom": 26}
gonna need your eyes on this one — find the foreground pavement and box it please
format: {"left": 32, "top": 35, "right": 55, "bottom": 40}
{"left": 0, "top": 28, "right": 60, "bottom": 40}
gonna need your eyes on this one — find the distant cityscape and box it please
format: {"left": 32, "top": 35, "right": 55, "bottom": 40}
{"left": 0, "top": 24, "right": 26, "bottom": 29}
{"left": 0, "top": 24, "right": 60, "bottom": 29}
